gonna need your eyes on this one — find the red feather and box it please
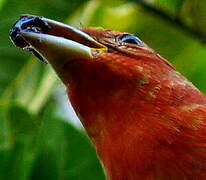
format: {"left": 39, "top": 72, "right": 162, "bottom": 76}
{"left": 63, "top": 28, "right": 206, "bottom": 179}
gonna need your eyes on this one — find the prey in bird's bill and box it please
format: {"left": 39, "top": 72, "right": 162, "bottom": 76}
{"left": 10, "top": 15, "right": 206, "bottom": 180}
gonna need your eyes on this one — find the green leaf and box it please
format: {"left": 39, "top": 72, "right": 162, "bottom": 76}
{"left": 0, "top": 104, "right": 39, "bottom": 180}
{"left": 30, "top": 105, "right": 105, "bottom": 180}
{"left": 0, "top": 104, "right": 105, "bottom": 180}
{"left": 154, "top": 0, "right": 185, "bottom": 15}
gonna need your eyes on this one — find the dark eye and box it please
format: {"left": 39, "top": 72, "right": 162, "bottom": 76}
{"left": 118, "top": 34, "right": 144, "bottom": 46}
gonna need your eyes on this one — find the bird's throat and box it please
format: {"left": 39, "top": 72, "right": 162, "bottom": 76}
{"left": 66, "top": 58, "right": 206, "bottom": 180}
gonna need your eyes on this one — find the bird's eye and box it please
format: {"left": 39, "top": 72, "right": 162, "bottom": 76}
{"left": 118, "top": 34, "right": 144, "bottom": 46}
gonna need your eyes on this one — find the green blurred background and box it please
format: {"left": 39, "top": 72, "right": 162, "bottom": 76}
{"left": 1, "top": 0, "right": 206, "bottom": 179}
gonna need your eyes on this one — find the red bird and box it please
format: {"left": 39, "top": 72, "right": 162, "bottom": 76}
{"left": 10, "top": 15, "right": 206, "bottom": 180}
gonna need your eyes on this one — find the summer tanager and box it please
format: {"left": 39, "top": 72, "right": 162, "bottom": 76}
{"left": 10, "top": 15, "right": 206, "bottom": 180}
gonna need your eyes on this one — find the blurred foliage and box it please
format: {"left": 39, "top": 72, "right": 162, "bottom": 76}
{"left": 1, "top": 0, "right": 206, "bottom": 179}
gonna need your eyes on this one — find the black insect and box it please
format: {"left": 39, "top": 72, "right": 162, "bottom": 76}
{"left": 9, "top": 15, "right": 50, "bottom": 63}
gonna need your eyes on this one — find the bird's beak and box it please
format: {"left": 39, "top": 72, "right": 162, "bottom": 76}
{"left": 9, "top": 15, "right": 107, "bottom": 73}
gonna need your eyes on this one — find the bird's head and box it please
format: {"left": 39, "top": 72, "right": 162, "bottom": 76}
{"left": 9, "top": 15, "right": 206, "bottom": 180}
{"left": 11, "top": 15, "right": 201, "bottom": 138}
{"left": 9, "top": 15, "right": 175, "bottom": 88}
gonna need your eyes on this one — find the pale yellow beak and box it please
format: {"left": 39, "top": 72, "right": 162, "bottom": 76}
{"left": 21, "top": 32, "right": 94, "bottom": 71}
{"left": 10, "top": 15, "right": 107, "bottom": 73}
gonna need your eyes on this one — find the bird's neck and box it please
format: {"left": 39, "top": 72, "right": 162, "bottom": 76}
{"left": 67, "top": 63, "right": 206, "bottom": 180}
